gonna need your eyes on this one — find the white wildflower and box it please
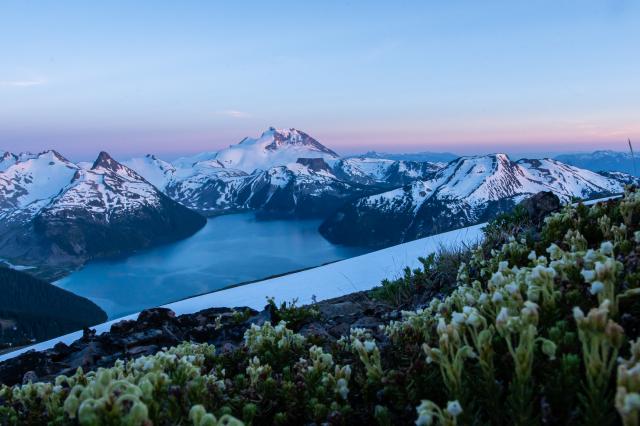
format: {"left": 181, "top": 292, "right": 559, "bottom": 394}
{"left": 451, "top": 312, "right": 466, "bottom": 325}
{"left": 573, "top": 306, "right": 585, "bottom": 322}
{"left": 505, "top": 283, "right": 519, "bottom": 295}
{"left": 581, "top": 270, "right": 596, "bottom": 282}
{"left": 363, "top": 340, "right": 376, "bottom": 353}
{"left": 590, "top": 281, "right": 605, "bottom": 295}
{"left": 496, "top": 307, "right": 509, "bottom": 329}
{"left": 600, "top": 241, "right": 614, "bottom": 255}
{"left": 336, "top": 378, "right": 349, "bottom": 400}
{"left": 623, "top": 393, "right": 640, "bottom": 414}
{"left": 446, "top": 400, "right": 463, "bottom": 417}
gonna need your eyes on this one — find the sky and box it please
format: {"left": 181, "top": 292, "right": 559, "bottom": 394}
{"left": 1, "top": 0, "right": 639, "bottom": 160}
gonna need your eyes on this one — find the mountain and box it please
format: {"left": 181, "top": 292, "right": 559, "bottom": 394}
{"left": 0, "top": 151, "right": 39, "bottom": 173}
{"left": 320, "top": 153, "right": 626, "bottom": 247}
{"left": 0, "top": 151, "right": 206, "bottom": 277}
{"left": 597, "top": 170, "right": 640, "bottom": 186}
{"left": 0, "top": 267, "right": 107, "bottom": 348}
{"left": 176, "top": 127, "right": 340, "bottom": 174}
{"left": 162, "top": 158, "right": 367, "bottom": 217}
{"left": 555, "top": 150, "right": 639, "bottom": 176}
{"left": 122, "top": 154, "right": 177, "bottom": 189}
{"left": 3, "top": 132, "right": 636, "bottom": 272}
{"left": 333, "top": 157, "right": 444, "bottom": 186}
{"left": 238, "top": 160, "right": 366, "bottom": 217}
{"left": 353, "top": 150, "right": 459, "bottom": 163}
{"left": 126, "top": 129, "right": 445, "bottom": 217}
{"left": 126, "top": 129, "right": 383, "bottom": 217}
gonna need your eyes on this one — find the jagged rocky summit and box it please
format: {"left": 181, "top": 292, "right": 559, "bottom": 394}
{"left": 0, "top": 150, "right": 205, "bottom": 278}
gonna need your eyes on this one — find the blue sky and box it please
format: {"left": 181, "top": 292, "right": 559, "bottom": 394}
{"left": 1, "top": 0, "right": 639, "bottom": 160}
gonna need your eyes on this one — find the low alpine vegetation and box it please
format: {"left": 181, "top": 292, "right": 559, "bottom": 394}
{"left": 1, "top": 189, "right": 640, "bottom": 425}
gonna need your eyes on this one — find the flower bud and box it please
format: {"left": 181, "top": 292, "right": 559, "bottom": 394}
{"left": 589, "top": 281, "right": 605, "bottom": 295}
{"left": 605, "top": 320, "right": 625, "bottom": 349}
{"left": 446, "top": 400, "right": 463, "bottom": 417}
{"left": 541, "top": 339, "right": 557, "bottom": 361}
{"left": 63, "top": 395, "right": 79, "bottom": 418}
{"left": 189, "top": 404, "right": 207, "bottom": 425}
{"left": 128, "top": 402, "right": 149, "bottom": 423}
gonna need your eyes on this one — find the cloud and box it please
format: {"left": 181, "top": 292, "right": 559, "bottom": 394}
{"left": 0, "top": 78, "right": 46, "bottom": 87}
{"left": 217, "top": 110, "right": 251, "bottom": 119}
{"left": 363, "top": 40, "right": 401, "bottom": 62}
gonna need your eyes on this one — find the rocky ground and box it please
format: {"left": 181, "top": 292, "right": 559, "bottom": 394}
{"left": 0, "top": 291, "right": 401, "bottom": 387}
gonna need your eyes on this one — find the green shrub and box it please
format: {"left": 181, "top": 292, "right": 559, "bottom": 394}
{"left": 371, "top": 249, "right": 471, "bottom": 308}
{"left": 266, "top": 297, "right": 319, "bottom": 330}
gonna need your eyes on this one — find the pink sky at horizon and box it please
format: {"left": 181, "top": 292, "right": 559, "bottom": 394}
{"left": 3, "top": 124, "right": 636, "bottom": 162}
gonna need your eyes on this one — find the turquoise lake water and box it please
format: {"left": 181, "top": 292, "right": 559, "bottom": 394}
{"left": 55, "top": 214, "right": 367, "bottom": 319}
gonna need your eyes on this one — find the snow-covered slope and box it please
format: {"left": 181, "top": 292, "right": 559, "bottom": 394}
{"left": 333, "top": 157, "right": 444, "bottom": 186}
{"left": 0, "top": 151, "right": 40, "bottom": 172}
{"left": 117, "top": 128, "right": 452, "bottom": 218}
{"left": 123, "top": 129, "right": 371, "bottom": 217}
{"left": 0, "top": 152, "right": 205, "bottom": 276}
{"left": 0, "top": 152, "right": 18, "bottom": 172}
{"left": 0, "top": 151, "right": 79, "bottom": 223}
{"left": 0, "top": 222, "right": 484, "bottom": 362}
{"left": 41, "top": 152, "right": 168, "bottom": 219}
{"left": 122, "top": 154, "right": 176, "bottom": 189}
{"left": 118, "top": 134, "right": 635, "bottom": 224}
{"left": 333, "top": 157, "right": 396, "bottom": 184}
{"left": 597, "top": 171, "right": 640, "bottom": 186}
{"left": 353, "top": 151, "right": 459, "bottom": 163}
{"left": 213, "top": 127, "right": 339, "bottom": 173}
{"left": 320, "top": 153, "right": 626, "bottom": 247}
{"left": 518, "top": 158, "right": 623, "bottom": 197}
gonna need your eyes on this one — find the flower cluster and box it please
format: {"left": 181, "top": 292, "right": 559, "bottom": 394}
{"left": 189, "top": 405, "right": 243, "bottom": 426}
{"left": 616, "top": 339, "right": 640, "bottom": 425}
{"left": 342, "top": 327, "right": 383, "bottom": 382}
{"left": 1, "top": 343, "right": 239, "bottom": 425}
{"left": 244, "top": 321, "right": 305, "bottom": 354}
{"left": 415, "top": 399, "right": 462, "bottom": 426}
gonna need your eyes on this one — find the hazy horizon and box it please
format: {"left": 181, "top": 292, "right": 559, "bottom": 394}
{"left": 2, "top": 1, "right": 639, "bottom": 158}
{"left": 1, "top": 128, "right": 633, "bottom": 164}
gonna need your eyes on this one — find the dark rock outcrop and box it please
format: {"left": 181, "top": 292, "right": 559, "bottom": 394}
{"left": 519, "top": 191, "right": 561, "bottom": 222}
{"left": 296, "top": 157, "right": 332, "bottom": 172}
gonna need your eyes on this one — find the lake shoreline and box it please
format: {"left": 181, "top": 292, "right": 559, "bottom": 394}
{"left": 54, "top": 213, "right": 368, "bottom": 319}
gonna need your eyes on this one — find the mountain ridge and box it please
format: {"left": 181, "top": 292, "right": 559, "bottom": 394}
{"left": 0, "top": 151, "right": 206, "bottom": 278}
{"left": 320, "top": 152, "right": 626, "bottom": 247}
{"left": 1, "top": 129, "right": 636, "bottom": 273}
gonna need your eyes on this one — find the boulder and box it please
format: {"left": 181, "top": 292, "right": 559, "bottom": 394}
{"left": 520, "top": 191, "right": 561, "bottom": 222}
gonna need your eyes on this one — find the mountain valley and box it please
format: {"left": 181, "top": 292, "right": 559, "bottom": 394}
{"left": 0, "top": 128, "right": 636, "bottom": 277}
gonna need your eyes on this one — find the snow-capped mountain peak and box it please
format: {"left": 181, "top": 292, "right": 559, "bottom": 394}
{"left": 213, "top": 127, "right": 339, "bottom": 173}
{"left": 122, "top": 154, "right": 177, "bottom": 189}
{"left": 259, "top": 127, "right": 338, "bottom": 155}
{"left": 0, "top": 150, "right": 79, "bottom": 216}
{"left": 92, "top": 151, "right": 122, "bottom": 171}
{"left": 91, "top": 151, "right": 148, "bottom": 182}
